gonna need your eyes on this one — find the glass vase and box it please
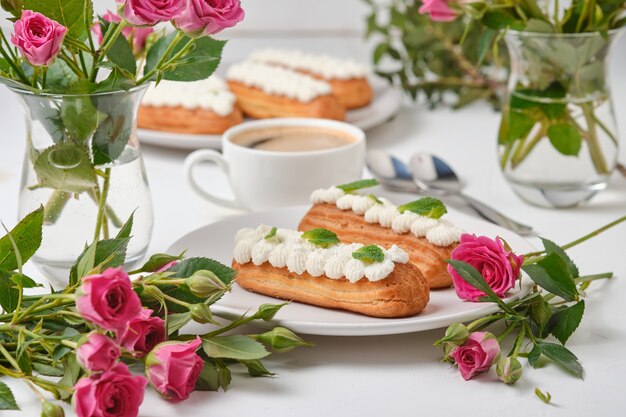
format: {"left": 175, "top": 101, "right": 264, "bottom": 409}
{"left": 12, "top": 85, "right": 154, "bottom": 286}
{"left": 498, "top": 30, "right": 621, "bottom": 208}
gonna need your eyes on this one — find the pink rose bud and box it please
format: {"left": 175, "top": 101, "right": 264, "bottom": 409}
{"left": 450, "top": 331, "right": 500, "bottom": 380}
{"left": 76, "top": 268, "right": 142, "bottom": 332}
{"left": 73, "top": 363, "right": 147, "bottom": 417}
{"left": 448, "top": 234, "right": 524, "bottom": 302}
{"left": 41, "top": 401, "right": 65, "bottom": 417}
{"left": 10, "top": 10, "right": 67, "bottom": 66}
{"left": 174, "top": 0, "right": 245, "bottom": 36}
{"left": 92, "top": 11, "right": 154, "bottom": 53}
{"left": 419, "top": 0, "right": 459, "bottom": 22}
{"left": 496, "top": 356, "right": 523, "bottom": 385}
{"left": 77, "top": 333, "right": 121, "bottom": 372}
{"left": 117, "top": 308, "right": 166, "bottom": 357}
{"left": 117, "top": 0, "right": 186, "bottom": 26}
{"left": 145, "top": 337, "right": 204, "bottom": 402}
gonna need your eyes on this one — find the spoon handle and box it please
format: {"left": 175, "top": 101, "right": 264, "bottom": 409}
{"left": 457, "top": 192, "right": 534, "bottom": 236}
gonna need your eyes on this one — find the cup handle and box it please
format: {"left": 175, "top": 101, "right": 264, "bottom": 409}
{"left": 184, "top": 150, "right": 241, "bottom": 210}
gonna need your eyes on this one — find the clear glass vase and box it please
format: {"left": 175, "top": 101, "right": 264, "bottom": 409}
{"left": 12, "top": 85, "right": 154, "bottom": 285}
{"left": 498, "top": 30, "right": 621, "bottom": 208}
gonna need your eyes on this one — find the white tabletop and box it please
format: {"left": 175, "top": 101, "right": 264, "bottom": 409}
{"left": 2, "top": 77, "right": 626, "bottom": 416}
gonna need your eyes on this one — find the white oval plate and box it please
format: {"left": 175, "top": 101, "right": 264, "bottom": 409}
{"left": 168, "top": 205, "right": 534, "bottom": 336}
{"left": 138, "top": 76, "right": 402, "bottom": 150}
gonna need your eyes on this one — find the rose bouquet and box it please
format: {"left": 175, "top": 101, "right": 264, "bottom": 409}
{"left": 0, "top": 208, "right": 310, "bottom": 416}
{"left": 437, "top": 216, "right": 626, "bottom": 400}
{"left": 0, "top": 0, "right": 244, "bottom": 244}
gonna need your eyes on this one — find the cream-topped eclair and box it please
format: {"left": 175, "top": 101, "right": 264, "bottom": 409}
{"left": 299, "top": 180, "right": 463, "bottom": 289}
{"left": 138, "top": 76, "right": 243, "bottom": 134}
{"left": 226, "top": 61, "right": 345, "bottom": 120}
{"left": 250, "top": 48, "right": 373, "bottom": 109}
{"left": 232, "top": 225, "right": 429, "bottom": 318}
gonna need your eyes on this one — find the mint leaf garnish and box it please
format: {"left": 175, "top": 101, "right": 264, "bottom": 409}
{"left": 336, "top": 179, "right": 379, "bottom": 193}
{"left": 397, "top": 197, "right": 447, "bottom": 219}
{"left": 301, "top": 228, "right": 340, "bottom": 248}
{"left": 352, "top": 245, "right": 385, "bottom": 263}
{"left": 368, "top": 194, "right": 383, "bottom": 204}
{"left": 264, "top": 227, "right": 277, "bottom": 240}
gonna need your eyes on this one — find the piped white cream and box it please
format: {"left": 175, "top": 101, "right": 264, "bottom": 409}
{"left": 233, "top": 225, "right": 407, "bottom": 283}
{"left": 309, "top": 186, "right": 463, "bottom": 246}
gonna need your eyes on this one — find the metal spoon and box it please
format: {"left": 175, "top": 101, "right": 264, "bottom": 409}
{"left": 408, "top": 152, "right": 533, "bottom": 235}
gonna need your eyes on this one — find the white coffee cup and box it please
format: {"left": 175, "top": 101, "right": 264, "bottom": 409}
{"left": 184, "top": 118, "right": 366, "bottom": 211}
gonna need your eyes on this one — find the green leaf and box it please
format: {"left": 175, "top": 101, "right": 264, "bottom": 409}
{"left": 446, "top": 260, "right": 514, "bottom": 313}
{"left": 535, "top": 341, "right": 584, "bottom": 378}
{"left": 57, "top": 354, "right": 80, "bottom": 400}
{"left": 166, "top": 312, "right": 192, "bottom": 335}
{"left": 397, "top": 197, "right": 447, "bottom": 219}
{"left": 195, "top": 362, "right": 220, "bottom": 391}
{"left": 481, "top": 11, "right": 525, "bottom": 30}
{"left": 501, "top": 111, "right": 535, "bottom": 144}
{"left": 75, "top": 240, "right": 97, "bottom": 281}
{"left": 549, "top": 300, "right": 585, "bottom": 345}
{"left": 535, "top": 388, "right": 552, "bottom": 404}
{"left": 523, "top": 253, "right": 578, "bottom": 302}
{"left": 202, "top": 335, "right": 270, "bottom": 360}
{"left": 91, "top": 104, "right": 133, "bottom": 165}
{"left": 301, "top": 228, "right": 340, "bottom": 248}
{"left": 24, "top": 0, "right": 92, "bottom": 41}
{"left": 60, "top": 87, "right": 101, "bottom": 143}
{"left": 352, "top": 245, "right": 385, "bottom": 263}
{"left": 168, "top": 257, "right": 235, "bottom": 284}
{"left": 336, "top": 179, "right": 379, "bottom": 193}
{"left": 253, "top": 303, "right": 287, "bottom": 321}
{"left": 0, "top": 0, "right": 23, "bottom": 17}
{"left": 525, "top": 18, "right": 556, "bottom": 33}
{"left": 33, "top": 143, "right": 98, "bottom": 193}
{"left": 133, "top": 253, "right": 183, "bottom": 273}
{"left": 10, "top": 273, "right": 41, "bottom": 288}
{"left": 95, "top": 66, "right": 136, "bottom": 92}
{"left": 264, "top": 227, "right": 277, "bottom": 240}
{"left": 529, "top": 297, "right": 552, "bottom": 338}
{"left": 115, "top": 212, "right": 134, "bottom": 239}
{"left": 145, "top": 34, "right": 225, "bottom": 82}
{"left": 240, "top": 359, "right": 274, "bottom": 377}
{"left": 106, "top": 24, "right": 137, "bottom": 75}
{"left": 32, "top": 362, "right": 64, "bottom": 377}
{"left": 45, "top": 59, "right": 79, "bottom": 92}
{"left": 0, "top": 270, "right": 19, "bottom": 313}
{"left": 0, "top": 380, "right": 19, "bottom": 410}
{"left": 0, "top": 206, "right": 43, "bottom": 271}
{"left": 69, "top": 237, "right": 129, "bottom": 285}
{"left": 547, "top": 123, "right": 582, "bottom": 156}
{"left": 540, "top": 238, "right": 579, "bottom": 278}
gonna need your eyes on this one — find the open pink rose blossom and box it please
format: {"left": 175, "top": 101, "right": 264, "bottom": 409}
{"left": 117, "top": 0, "right": 186, "bottom": 26}
{"left": 419, "top": 0, "right": 460, "bottom": 22}
{"left": 76, "top": 268, "right": 142, "bottom": 332}
{"left": 73, "top": 362, "right": 147, "bottom": 417}
{"left": 77, "top": 333, "right": 121, "bottom": 372}
{"left": 450, "top": 332, "right": 500, "bottom": 380}
{"left": 146, "top": 337, "right": 204, "bottom": 401}
{"left": 448, "top": 234, "right": 524, "bottom": 301}
{"left": 117, "top": 308, "right": 166, "bottom": 357}
{"left": 175, "top": 0, "right": 245, "bottom": 36}
{"left": 11, "top": 10, "right": 67, "bottom": 66}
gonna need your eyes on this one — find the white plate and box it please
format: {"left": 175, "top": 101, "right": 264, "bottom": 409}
{"left": 138, "top": 76, "right": 402, "bottom": 150}
{"left": 168, "top": 205, "right": 535, "bottom": 336}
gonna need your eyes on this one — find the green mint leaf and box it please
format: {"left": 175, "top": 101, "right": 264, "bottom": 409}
{"left": 368, "top": 194, "right": 383, "bottom": 204}
{"left": 336, "top": 179, "right": 379, "bottom": 193}
{"left": 547, "top": 123, "right": 582, "bottom": 156}
{"left": 264, "top": 227, "right": 277, "bottom": 240}
{"left": 24, "top": 0, "right": 93, "bottom": 41}
{"left": 203, "top": 335, "right": 270, "bottom": 360}
{"left": 540, "top": 238, "right": 579, "bottom": 278}
{"left": 0, "top": 380, "right": 20, "bottom": 410}
{"left": 301, "top": 228, "right": 340, "bottom": 248}
{"left": 352, "top": 245, "right": 385, "bottom": 263}
{"left": 535, "top": 341, "right": 583, "bottom": 378}
{"left": 522, "top": 253, "right": 578, "bottom": 302}
{"left": 535, "top": 388, "right": 552, "bottom": 404}
{"left": 549, "top": 300, "right": 585, "bottom": 345}
{"left": 0, "top": 207, "right": 43, "bottom": 271}
{"left": 397, "top": 197, "right": 447, "bottom": 219}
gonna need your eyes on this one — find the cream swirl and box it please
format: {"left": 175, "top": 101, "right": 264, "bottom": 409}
{"left": 309, "top": 186, "right": 462, "bottom": 246}
{"left": 233, "top": 226, "right": 407, "bottom": 282}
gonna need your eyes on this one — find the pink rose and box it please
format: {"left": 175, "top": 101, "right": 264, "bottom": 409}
{"left": 73, "top": 362, "right": 147, "bottom": 417}
{"left": 92, "top": 11, "right": 153, "bottom": 53}
{"left": 10, "top": 10, "right": 67, "bottom": 66}
{"left": 117, "top": 308, "right": 166, "bottom": 357}
{"left": 450, "top": 332, "right": 500, "bottom": 380}
{"left": 145, "top": 337, "right": 204, "bottom": 401}
{"left": 117, "top": 0, "right": 186, "bottom": 26}
{"left": 448, "top": 234, "right": 524, "bottom": 301}
{"left": 419, "top": 0, "right": 459, "bottom": 22}
{"left": 174, "top": 0, "right": 244, "bottom": 36}
{"left": 77, "top": 333, "right": 121, "bottom": 372}
{"left": 76, "top": 268, "right": 142, "bottom": 332}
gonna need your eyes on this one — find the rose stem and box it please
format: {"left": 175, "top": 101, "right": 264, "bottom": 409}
{"left": 93, "top": 168, "right": 112, "bottom": 241}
